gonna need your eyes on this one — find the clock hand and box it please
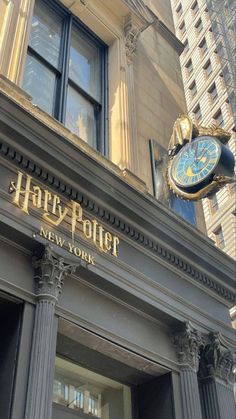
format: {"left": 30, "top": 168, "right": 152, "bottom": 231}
{"left": 197, "top": 146, "right": 210, "bottom": 161}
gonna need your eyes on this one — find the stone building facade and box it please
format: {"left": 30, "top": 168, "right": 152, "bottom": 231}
{"left": 0, "top": 1, "right": 235, "bottom": 419}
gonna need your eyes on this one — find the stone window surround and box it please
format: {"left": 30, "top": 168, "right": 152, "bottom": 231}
{"left": 0, "top": 0, "right": 153, "bottom": 179}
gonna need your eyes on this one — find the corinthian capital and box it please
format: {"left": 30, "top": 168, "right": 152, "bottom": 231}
{"left": 32, "top": 245, "right": 77, "bottom": 303}
{"left": 173, "top": 322, "right": 202, "bottom": 371}
{"left": 199, "top": 332, "right": 236, "bottom": 384}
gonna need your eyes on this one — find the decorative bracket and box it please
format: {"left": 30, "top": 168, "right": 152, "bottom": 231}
{"left": 124, "top": 12, "right": 151, "bottom": 64}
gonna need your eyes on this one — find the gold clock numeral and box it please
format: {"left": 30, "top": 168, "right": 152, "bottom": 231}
{"left": 187, "top": 166, "right": 193, "bottom": 176}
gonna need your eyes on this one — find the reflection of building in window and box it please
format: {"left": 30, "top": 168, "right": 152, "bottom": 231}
{"left": 53, "top": 356, "right": 131, "bottom": 418}
{"left": 214, "top": 226, "right": 225, "bottom": 249}
{"left": 170, "top": 193, "right": 196, "bottom": 226}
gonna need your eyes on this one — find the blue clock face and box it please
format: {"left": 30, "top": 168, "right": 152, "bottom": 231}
{"left": 171, "top": 136, "right": 221, "bottom": 188}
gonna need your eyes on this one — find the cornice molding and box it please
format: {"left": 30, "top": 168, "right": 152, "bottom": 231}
{"left": 122, "top": 0, "right": 153, "bottom": 26}
{"left": 146, "top": 6, "right": 184, "bottom": 55}
{"left": 0, "top": 140, "right": 235, "bottom": 304}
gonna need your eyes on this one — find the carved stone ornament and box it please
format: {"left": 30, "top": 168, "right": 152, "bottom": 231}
{"left": 199, "top": 332, "right": 236, "bottom": 384}
{"left": 32, "top": 245, "right": 77, "bottom": 302}
{"left": 173, "top": 321, "right": 202, "bottom": 371}
{"left": 124, "top": 12, "right": 151, "bottom": 64}
{"left": 124, "top": 15, "right": 142, "bottom": 64}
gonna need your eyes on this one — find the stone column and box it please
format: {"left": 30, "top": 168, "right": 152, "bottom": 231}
{"left": 198, "top": 332, "right": 236, "bottom": 419}
{"left": 24, "top": 246, "right": 76, "bottom": 419}
{"left": 173, "top": 322, "right": 203, "bottom": 419}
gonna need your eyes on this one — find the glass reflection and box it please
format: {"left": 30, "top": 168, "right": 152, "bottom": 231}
{"left": 29, "top": 0, "right": 62, "bottom": 68}
{"left": 53, "top": 357, "right": 132, "bottom": 419}
{"left": 65, "top": 85, "right": 96, "bottom": 147}
{"left": 69, "top": 28, "right": 101, "bottom": 101}
{"left": 22, "top": 54, "right": 56, "bottom": 115}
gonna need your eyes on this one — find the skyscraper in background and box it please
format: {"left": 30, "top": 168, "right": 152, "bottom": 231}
{"left": 170, "top": 0, "right": 236, "bottom": 259}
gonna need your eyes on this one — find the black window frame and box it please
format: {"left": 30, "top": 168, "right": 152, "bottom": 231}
{"left": 23, "top": 0, "right": 108, "bottom": 155}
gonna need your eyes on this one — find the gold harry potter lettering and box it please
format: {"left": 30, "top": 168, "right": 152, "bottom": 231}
{"left": 10, "top": 171, "right": 120, "bottom": 257}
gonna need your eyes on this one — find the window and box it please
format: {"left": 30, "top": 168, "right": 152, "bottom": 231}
{"left": 199, "top": 38, "right": 207, "bottom": 55}
{"left": 208, "top": 83, "right": 218, "bottom": 102}
{"left": 195, "top": 18, "right": 203, "bottom": 33}
{"left": 179, "top": 21, "right": 186, "bottom": 36}
{"left": 214, "top": 226, "right": 225, "bottom": 249}
{"left": 185, "top": 59, "right": 193, "bottom": 76}
{"left": 191, "top": 0, "right": 199, "bottom": 14}
{"left": 176, "top": 3, "right": 183, "bottom": 17}
{"left": 213, "top": 109, "right": 224, "bottom": 127}
{"left": 22, "top": 0, "right": 107, "bottom": 152}
{"left": 189, "top": 81, "right": 197, "bottom": 97}
{"left": 209, "top": 193, "right": 219, "bottom": 214}
{"left": 183, "top": 39, "right": 189, "bottom": 52}
{"left": 53, "top": 356, "right": 131, "bottom": 418}
{"left": 203, "top": 59, "right": 212, "bottom": 76}
{"left": 193, "top": 104, "right": 201, "bottom": 122}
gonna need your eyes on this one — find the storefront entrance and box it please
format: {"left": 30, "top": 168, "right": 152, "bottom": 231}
{"left": 52, "top": 319, "right": 175, "bottom": 419}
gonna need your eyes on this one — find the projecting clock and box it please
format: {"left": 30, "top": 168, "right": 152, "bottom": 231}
{"left": 171, "top": 135, "right": 221, "bottom": 190}
{"left": 167, "top": 132, "right": 235, "bottom": 200}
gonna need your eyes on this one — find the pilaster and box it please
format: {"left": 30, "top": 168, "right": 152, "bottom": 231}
{"left": 173, "top": 322, "right": 203, "bottom": 419}
{"left": 122, "top": 13, "right": 150, "bottom": 176}
{"left": 0, "top": 0, "right": 35, "bottom": 84}
{"left": 198, "top": 332, "right": 236, "bottom": 419}
{"left": 24, "top": 246, "right": 77, "bottom": 419}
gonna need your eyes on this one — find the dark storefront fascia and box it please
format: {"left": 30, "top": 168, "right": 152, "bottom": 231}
{"left": 0, "top": 77, "right": 235, "bottom": 419}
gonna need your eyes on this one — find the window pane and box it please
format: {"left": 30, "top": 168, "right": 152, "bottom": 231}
{"left": 69, "top": 28, "right": 101, "bottom": 101}
{"left": 66, "top": 85, "right": 97, "bottom": 147}
{"left": 53, "top": 356, "right": 131, "bottom": 419}
{"left": 29, "top": 0, "right": 62, "bottom": 68}
{"left": 22, "top": 54, "right": 56, "bottom": 115}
